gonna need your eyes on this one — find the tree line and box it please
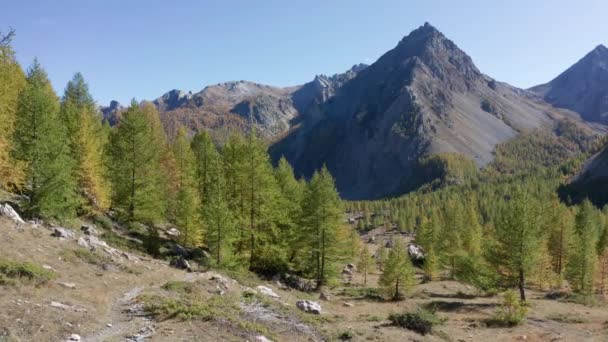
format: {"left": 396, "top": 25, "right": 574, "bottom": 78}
{"left": 0, "top": 34, "right": 351, "bottom": 286}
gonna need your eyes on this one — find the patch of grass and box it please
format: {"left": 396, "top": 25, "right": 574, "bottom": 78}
{"left": 101, "top": 229, "right": 146, "bottom": 254}
{"left": 485, "top": 290, "right": 527, "bottom": 327}
{"left": 338, "top": 330, "right": 354, "bottom": 340}
{"left": 560, "top": 293, "right": 599, "bottom": 307}
{"left": 546, "top": 313, "right": 588, "bottom": 324}
{"left": 61, "top": 248, "right": 112, "bottom": 266}
{"left": 0, "top": 258, "right": 55, "bottom": 286}
{"left": 220, "top": 268, "right": 261, "bottom": 288}
{"left": 338, "top": 287, "right": 384, "bottom": 301}
{"left": 93, "top": 214, "right": 113, "bottom": 229}
{"left": 162, "top": 280, "right": 196, "bottom": 294}
{"left": 388, "top": 308, "right": 444, "bottom": 335}
{"left": 139, "top": 293, "right": 238, "bottom": 321}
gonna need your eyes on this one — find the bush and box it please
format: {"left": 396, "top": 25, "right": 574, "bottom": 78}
{"left": 493, "top": 290, "right": 527, "bottom": 326}
{"left": 388, "top": 308, "right": 443, "bottom": 335}
{"left": 93, "top": 214, "right": 113, "bottom": 229}
{"left": 0, "top": 258, "right": 55, "bottom": 286}
{"left": 139, "top": 293, "right": 237, "bottom": 321}
{"left": 338, "top": 330, "right": 354, "bottom": 341}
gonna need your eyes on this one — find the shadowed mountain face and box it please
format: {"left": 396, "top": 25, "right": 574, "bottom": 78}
{"left": 270, "top": 23, "right": 591, "bottom": 199}
{"left": 530, "top": 45, "right": 608, "bottom": 123}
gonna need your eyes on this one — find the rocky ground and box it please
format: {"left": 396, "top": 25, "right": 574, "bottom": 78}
{"left": 0, "top": 210, "right": 607, "bottom": 342}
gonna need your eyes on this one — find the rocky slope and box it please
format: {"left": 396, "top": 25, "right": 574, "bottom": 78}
{"left": 530, "top": 44, "right": 608, "bottom": 123}
{"left": 100, "top": 65, "right": 367, "bottom": 140}
{"left": 270, "top": 23, "right": 594, "bottom": 199}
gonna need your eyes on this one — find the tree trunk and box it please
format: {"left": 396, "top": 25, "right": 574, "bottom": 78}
{"left": 518, "top": 267, "right": 526, "bottom": 302}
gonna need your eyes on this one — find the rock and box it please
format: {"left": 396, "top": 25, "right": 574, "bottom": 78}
{"left": 368, "top": 235, "right": 376, "bottom": 243}
{"left": 80, "top": 225, "right": 99, "bottom": 236}
{"left": 517, "top": 336, "right": 527, "bottom": 341}
{"left": 347, "top": 263, "right": 357, "bottom": 270}
{"left": 171, "top": 244, "right": 188, "bottom": 257}
{"left": 50, "top": 301, "right": 72, "bottom": 310}
{"left": 0, "top": 203, "right": 24, "bottom": 224}
{"left": 343, "top": 302, "right": 354, "bottom": 307}
{"left": 282, "top": 274, "right": 316, "bottom": 292}
{"left": 166, "top": 227, "right": 181, "bottom": 237}
{"left": 169, "top": 257, "right": 192, "bottom": 271}
{"left": 42, "top": 264, "right": 53, "bottom": 270}
{"left": 101, "top": 263, "right": 115, "bottom": 272}
{"left": 545, "top": 290, "right": 569, "bottom": 300}
{"left": 256, "top": 285, "right": 280, "bottom": 299}
{"left": 407, "top": 243, "right": 425, "bottom": 261}
{"left": 77, "top": 237, "right": 90, "bottom": 248}
{"left": 385, "top": 239, "right": 394, "bottom": 248}
{"left": 66, "top": 333, "right": 81, "bottom": 341}
{"left": 127, "top": 326, "right": 155, "bottom": 342}
{"left": 210, "top": 274, "right": 235, "bottom": 290}
{"left": 106, "top": 323, "right": 113, "bottom": 327}
{"left": 58, "top": 282, "right": 76, "bottom": 289}
{"left": 296, "top": 300, "right": 322, "bottom": 315}
{"left": 52, "top": 227, "right": 75, "bottom": 239}
{"left": 254, "top": 335, "right": 274, "bottom": 342}
{"left": 341, "top": 267, "right": 353, "bottom": 275}
{"left": 319, "top": 292, "right": 330, "bottom": 301}
{"left": 87, "top": 235, "right": 109, "bottom": 248}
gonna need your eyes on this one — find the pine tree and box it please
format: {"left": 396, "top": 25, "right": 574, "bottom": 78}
{"left": 566, "top": 200, "right": 599, "bottom": 295}
{"left": 0, "top": 30, "right": 26, "bottom": 190}
{"left": 301, "top": 166, "right": 345, "bottom": 288}
{"left": 416, "top": 211, "right": 441, "bottom": 280}
{"left": 487, "top": 190, "right": 545, "bottom": 301}
{"left": 378, "top": 240, "right": 416, "bottom": 300}
{"left": 12, "top": 60, "right": 77, "bottom": 220}
{"left": 60, "top": 72, "right": 111, "bottom": 212}
{"left": 108, "top": 100, "right": 165, "bottom": 224}
{"left": 357, "top": 246, "right": 374, "bottom": 285}
{"left": 173, "top": 127, "right": 202, "bottom": 247}
{"left": 547, "top": 200, "right": 574, "bottom": 281}
{"left": 191, "top": 130, "right": 217, "bottom": 206}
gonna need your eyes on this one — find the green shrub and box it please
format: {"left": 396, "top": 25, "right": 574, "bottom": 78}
{"left": 93, "top": 214, "right": 113, "bottom": 229}
{"left": 62, "top": 248, "right": 112, "bottom": 266}
{"left": 493, "top": 290, "right": 527, "bottom": 326}
{"left": 0, "top": 258, "right": 55, "bottom": 286}
{"left": 338, "top": 330, "right": 354, "bottom": 340}
{"left": 388, "top": 308, "right": 443, "bottom": 335}
{"left": 162, "top": 281, "right": 196, "bottom": 294}
{"left": 139, "top": 294, "right": 237, "bottom": 321}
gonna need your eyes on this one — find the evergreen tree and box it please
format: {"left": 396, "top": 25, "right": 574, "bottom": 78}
{"left": 191, "top": 130, "right": 217, "bottom": 206}
{"left": 566, "top": 200, "right": 599, "bottom": 295}
{"left": 173, "top": 127, "right": 202, "bottom": 247}
{"left": 12, "top": 60, "right": 77, "bottom": 220}
{"left": 0, "top": 30, "right": 26, "bottom": 190}
{"left": 487, "top": 190, "right": 545, "bottom": 301}
{"left": 60, "top": 72, "right": 111, "bottom": 212}
{"left": 301, "top": 166, "right": 344, "bottom": 288}
{"left": 378, "top": 240, "right": 415, "bottom": 300}
{"left": 547, "top": 200, "right": 574, "bottom": 280}
{"left": 357, "top": 246, "right": 374, "bottom": 285}
{"left": 416, "top": 211, "right": 441, "bottom": 280}
{"left": 108, "top": 100, "right": 165, "bottom": 224}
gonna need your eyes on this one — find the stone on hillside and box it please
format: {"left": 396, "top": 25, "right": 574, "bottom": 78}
{"left": 385, "top": 239, "right": 394, "bottom": 248}
{"left": 169, "top": 257, "right": 192, "bottom": 272}
{"left": 166, "top": 227, "right": 180, "bottom": 237}
{"left": 52, "top": 227, "right": 75, "bottom": 239}
{"left": 407, "top": 243, "right": 425, "bottom": 261}
{"left": 58, "top": 282, "right": 76, "bottom": 289}
{"left": 50, "top": 301, "right": 72, "bottom": 310}
{"left": 254, "top": 335, "right": 274, "bottom": 342}
{"left": 0, "top": 203, "right": 24, "bottom": 224}
{"left": 172, "top": 244, "right": 188, "bottom": 257}
{"left": 77, "top": 237, "right": 90, "bottom": 248}
{"left": 296, "top": 300, "right": 322, "bottom": 315}
{"left": 343, "top": 302, "right": 354, "bottom": 307}
{"left": 319, "top": 292, "right": 330, "bottom": 301}
{"left": 80, "top": 225, "right": 99, "bottom": 236}
{"left": 256, "top": 285, "right": 280, "bottom": 299}
{"left": 368, "top": 235, "right": 376, "bottom": 243}
{"left": 282, "top": 274, "right": 316, "bottom": 292}
{"left": 66, "top": 333, "right": 81, "bottom": 341}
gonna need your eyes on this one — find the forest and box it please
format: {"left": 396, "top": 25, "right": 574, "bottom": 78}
{"left": 1, "top": 27, "right": 607, "bottom": 328}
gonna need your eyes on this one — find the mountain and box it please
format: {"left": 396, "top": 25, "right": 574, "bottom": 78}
{"left": 270, "top": 23, "right": 595, "bottom": 199}
{"left": 100, "top": 100, "right": 125, "bottom": 126}
{"left": 530, "top": 45, "right": 608, "bottom": 123}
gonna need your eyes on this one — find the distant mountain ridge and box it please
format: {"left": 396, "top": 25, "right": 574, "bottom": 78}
{"left": 530, "top": 44, "right": 608, "bottom": 123}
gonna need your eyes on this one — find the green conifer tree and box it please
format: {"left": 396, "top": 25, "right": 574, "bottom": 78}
{"left": 357, "top": 246, "right": 374, "bottom": 285}
{"left": 12, "top": 60, "right": 77, "bottom": 220}
{"left": 378, "top": 240, "right": 416, "bottom": 300}
{"left": 566, "top": 200, "right": 599, "bottom": 295}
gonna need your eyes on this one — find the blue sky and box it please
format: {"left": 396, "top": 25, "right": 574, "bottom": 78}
{"left": 2, "top": 0, "right": 607, "bottom": 105}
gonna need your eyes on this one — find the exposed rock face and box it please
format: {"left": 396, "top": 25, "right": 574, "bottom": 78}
{"left": 270, "top": 22, "right": 590, "bottom": 199}
{"left": 100, "top": 100, "right": 125, "bottom": 126}
{"left": 530, "top": 45, "right": 608, "bottom": 123}
{"left": 0, "top": 203, "right": 24, "bottom": 224}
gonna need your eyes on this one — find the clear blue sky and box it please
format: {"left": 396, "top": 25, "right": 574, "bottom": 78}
{"left": 2, "top": 0, "right": 606, "bottom": 105}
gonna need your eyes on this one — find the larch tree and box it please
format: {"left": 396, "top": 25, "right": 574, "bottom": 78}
{"left": 191, "top": 130, "right": 217, "bottom": 206}
{"left": 416, "top": 210, "right": 441, "bottom": 280}
{"left": 566, "top": 200, "right": 599, "bottom": 296}
{"left": 60, "top": 72, "right": 111, "bottom": 212}
{"left": 378, "top": 240, "right": 416, "bottom": 300}
{"left": 357, "top": 246, "right": 374, "bottom": 285}
{"left": 12, "top": 60, "right": 77, "bottom": 220}
{"left": 487, "top": 190, "right": 545, "bottom": 302}
{"left": 301, "top": 166, "right": 344, "bottom": 288}
{"left": 173, "top": 127, "right": 202, "bottom": 247}
{"left": 108, "top": 100, "right": 165, "bottom": 225}
{"left": 0, "top": 29, "right": 26, "bottom": 190}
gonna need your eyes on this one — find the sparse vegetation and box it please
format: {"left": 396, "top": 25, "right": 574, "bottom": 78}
{"left": 0, "top": 258, "right": 55, "bottom": 286}
{"left": 388, "top": 308, "right": 444, "bottom": 335}
{"left": 490, "top": 290, "right": 528, "bottom": 326}
{"left": 139, "top": 293, "right": 237, "bottom": 321}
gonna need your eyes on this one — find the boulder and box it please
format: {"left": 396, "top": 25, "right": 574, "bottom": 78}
{"left": 296, "top": 300, "right": 322, "bottom": 315}
{"left": 66, "top": 334, "right": 81, "bottom": 342}
{"left": 368, "top": 235, "right": 376, "bottom": 243}
{"left": 407, "top": 243, "right": 425, "bottom": 261}
{"left": 58, "top": 282, "right": 76, "bottom": 289}
{"left": 256, "top": 285, "right": 280, "bottom": 299}
{"left": 319, "top": 292, "right": 330, "bottom": 301}
{"left": 254, "top": 336, "right": 274, "bottom": 342}
{"left": 77, "top": 237, "right": 90, "bottom": 248}
{"left": 166, "top": 227, "right": 181, "bottom": 237}
{"left": 171, "top": 244, "right": 188, "bottom": 257}
{"left": 0, "top": 203, "right": 24, "bottom": 224}
{"left": 52, "top": 227, "right": 75, "bottom": 239}
{"left": 169, "top": 257, "right": 192, "bottom": 272}
{"left": 282, "top": 274, "right": 316, "bottom": 292}
{"left": 343, "top": 302, "right": 354, "bottom": 307}
{"left": 80, "top": 225, "right": 99, "bottom": 236}
{"left": 385, "top": 239, "right": 394, "bottom": 248}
